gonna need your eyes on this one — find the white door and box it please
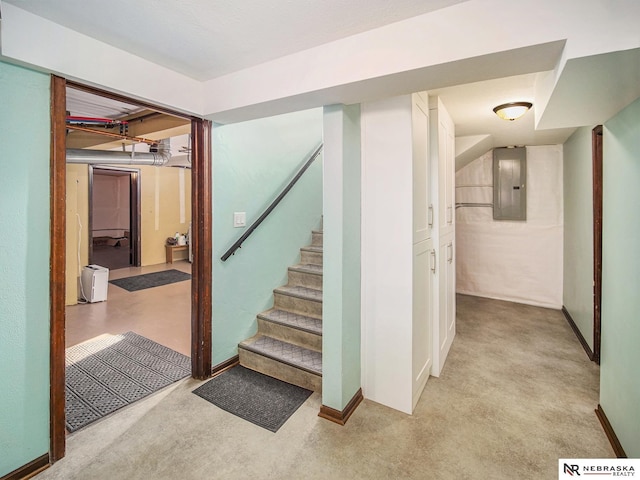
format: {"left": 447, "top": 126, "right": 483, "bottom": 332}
{"left": 412, "top": 238, "right": 433, "bottom": 408}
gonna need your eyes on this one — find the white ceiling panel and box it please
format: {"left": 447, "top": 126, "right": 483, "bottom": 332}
{"left": 4, "top": 0, "right": 468, "bottom": 80}
{"left": 428, "top": 72, "right": 577, "bottom": 164}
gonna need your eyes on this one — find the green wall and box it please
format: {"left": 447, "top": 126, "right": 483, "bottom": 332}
{"left": 322, "top": 104, "right": 362, "bottom": 410}
{"left": 600, "top": 96, "right": 640, "bottom": 457}
{"left": 0, "top": 61, "right": 51, "bottom": 476}
{"left": 212, "top": 109, "right": 323, "bottom": 365}
{"left": 563, "top": 126, "right": 595, "bottom": 351}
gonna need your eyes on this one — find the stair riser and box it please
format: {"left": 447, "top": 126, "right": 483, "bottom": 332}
{"left": 274, "top": 292, "right": 322, "bottom": 318}
{"left": 300, "top": 250, "right": 323, "bottom": 266}
{"left": 239, "top": 349, "right": 322, "bottom": 392}
{"left": 257, "top": 317, "right": 322, "bottom": 351}
{"left": 288, "top": 270, "right": 323, "bottom": 290}
{"left": 312, "top": 232, "right": 323, "bottom": 247}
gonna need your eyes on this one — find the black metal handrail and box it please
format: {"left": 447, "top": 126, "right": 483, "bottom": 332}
{"left": 220, "top": 143, "right": 323, "bottom": 261}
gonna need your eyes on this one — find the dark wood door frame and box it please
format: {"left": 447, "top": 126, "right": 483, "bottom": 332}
{"left": 190, "top": 118, "right": 213, "bottom": 378}
{"left": 592, "top": 125, "right": 603, "bottom": 365}
{"left": 88, "top": 166, "right": 142, "bottom": 268}
{"left": 50, "top": 75, "right": 67, "bottom": 463}
{"left": 49, "top": 76, "right": 212, "bottom": 462}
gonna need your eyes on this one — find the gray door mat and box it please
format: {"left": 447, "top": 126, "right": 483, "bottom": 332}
{"left": 192, "top": 365, "right": 312, "bottom": 432}
{"left": 109, "top": 269, "right": 191, "bottom": 292}
{"left": 65, "top": 332, "right": 190, "bottom": 432}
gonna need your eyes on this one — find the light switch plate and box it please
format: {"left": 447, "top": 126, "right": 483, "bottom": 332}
{"left": 233, "top": 212, "right": 246, "bottom": 228}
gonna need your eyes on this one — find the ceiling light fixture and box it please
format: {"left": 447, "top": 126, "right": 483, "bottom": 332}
{"left": 493, "top": 102, "right": 533, "bottom": 121}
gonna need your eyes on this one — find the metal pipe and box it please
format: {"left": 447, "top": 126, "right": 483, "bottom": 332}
{"left": 66, "top": 148, "right": 170, "bottom": 166}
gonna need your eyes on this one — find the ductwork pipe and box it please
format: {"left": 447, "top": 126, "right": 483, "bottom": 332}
{"left": 66, "top": 148, "right": 170, "bottom": 166}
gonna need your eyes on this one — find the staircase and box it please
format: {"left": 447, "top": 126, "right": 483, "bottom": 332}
{"left": 238, "top": 227, "right": 323, "bottom": 391}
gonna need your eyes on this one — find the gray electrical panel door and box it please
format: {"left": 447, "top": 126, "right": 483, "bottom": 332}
{"left": 493, "top": 147, "right": 526, "bottom": 221}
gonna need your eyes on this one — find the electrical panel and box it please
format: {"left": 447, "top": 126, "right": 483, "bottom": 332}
{"left": 493, "top": 147, "right": 526, "bottom": 221}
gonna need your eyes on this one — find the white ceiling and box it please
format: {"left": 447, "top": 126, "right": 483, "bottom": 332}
{"left": 428, "top": 73, "right": 578, "bottom": 169}
{"left": 4, "top": 0, "right": 468, "bottom": 81}
{"left": 12, "top": 0, "right": 636, "bottom": 166}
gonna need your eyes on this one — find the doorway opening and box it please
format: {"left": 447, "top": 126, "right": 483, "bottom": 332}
{"left": 89, "top": 166, "right": 141, "bottom": 270}
{"left": 50, "top": 76, "right": 212, "bottom": 461}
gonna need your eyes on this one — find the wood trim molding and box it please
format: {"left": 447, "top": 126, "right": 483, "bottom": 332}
{"left": 592, "top": 125, "right": 603, "bottom": 365}
{"left": 562, "top": 306, "right": 594, "bottom": 361}
{"left": 211, "top": 355, "right": 239, "bottom": 378}
{"left": 318, "top": 388, "right": 364, "bottom": 426}
{"left": 1, "top": 454, "right": 50, "bottom": 480}
{"left": 596, "top": 404, "right": 627, "bottom": 458}
{"left": 190, "top": 118, "right": 213, "bottom": 379}
{"left": 49, "top": 75, "right": 67, "bottom": 462}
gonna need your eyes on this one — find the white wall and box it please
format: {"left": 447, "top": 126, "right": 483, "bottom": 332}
{"left": 92, "top": 174, "right": 130, "bottom": 237}
{"left": 456, "top": 146, "right": 563, "bottom": 308}
{"left": 361, "top": 95, "right": 414, "bottom": 414}
{"left": 563, "top": 126, "right": 595, "bottom": 349}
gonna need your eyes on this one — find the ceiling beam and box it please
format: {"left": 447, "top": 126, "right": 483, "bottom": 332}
{"left": 66, "top": 114, "right": 190, "bottom": 149}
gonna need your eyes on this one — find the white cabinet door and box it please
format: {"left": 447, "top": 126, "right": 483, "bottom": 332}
{"left": 445, "top": 238, "right": 456, "bottom": 356}
{"left": 438, "top": 107, "right": 455, "bottom": 236}
{"left": 412, "top": 238, "right": 433, "bottom": 408}
{"left": 434, "top": 234, "right": 455, "bottom": 376}
{"left": 412, "top": 92, "right": 430, "bottom": 243}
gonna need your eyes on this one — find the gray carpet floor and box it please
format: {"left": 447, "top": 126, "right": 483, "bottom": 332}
{"left": 41, "top": 295, "right": 613, "bottom": 480}
{"left": 65, "top": 332, "right": 191, "bottom": 432}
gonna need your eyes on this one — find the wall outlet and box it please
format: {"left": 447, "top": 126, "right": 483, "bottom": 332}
{"left": 233, "top": 212, "right": 246, "bottom": 228}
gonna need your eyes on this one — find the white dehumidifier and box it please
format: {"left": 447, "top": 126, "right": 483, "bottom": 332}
{"left": 81, "top": 264, "right": 109, "bottom": 303}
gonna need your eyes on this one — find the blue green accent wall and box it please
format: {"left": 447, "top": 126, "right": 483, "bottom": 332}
{"left": 322, "top": 104, "right": 362, "bottom": 410}
{"left": 563, "top": 126, "right": 595, "bottom": 351}
{"left": 0, "top": 61, "right": 51, "bottom": 476}
{"left": 600, "top": 96, "right": 640, "bottom": 457}
{"left": 212, "top": 109, "right": 323, "bottom": 365}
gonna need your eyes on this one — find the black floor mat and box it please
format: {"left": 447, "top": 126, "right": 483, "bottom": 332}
{"left": 192, "top": 366, "right": 312, "bottom": 432}
{"left": 109, "top": 269, "right": 191, "bottom": 292}
{"left": 65, "top": 332, "right": 190, "bottom": 432}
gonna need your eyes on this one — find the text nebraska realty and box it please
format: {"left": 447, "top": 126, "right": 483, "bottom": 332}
{"left": 565, "top": 463, "right": 635, "bottom": 476}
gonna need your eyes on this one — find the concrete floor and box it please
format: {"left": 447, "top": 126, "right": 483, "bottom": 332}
{"left": 66, "top": 261, "right": 191, "bottom": 356}
{"left": 41, "top": 294, "right": 613, "bottom": 480}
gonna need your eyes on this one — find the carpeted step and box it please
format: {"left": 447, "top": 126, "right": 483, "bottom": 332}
{"left": 257, "top": 308, "right": 322, "bottom": 351}
{"left": 311, "top": 230, "right": 323, "bottom": 247}
{"left": 288, "top": 263, "right": 323, "bottom": 290}
{"left": 274, "top": 285, "right": 322, "bottom": 318}
{"left": 300, "top": 245, "right": 323, "bottom": 266}
{"left": 239, "top": 335, "right": 322, "bottom": 391}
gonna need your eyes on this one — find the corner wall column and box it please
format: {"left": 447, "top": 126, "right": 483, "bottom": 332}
{"left": 319, "top": 104, "right": 362, "bottom": 423}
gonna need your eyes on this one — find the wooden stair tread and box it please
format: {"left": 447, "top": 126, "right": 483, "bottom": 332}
{"left": 258, "top": 309, "right": 322, "bottom": 335}
{"left": 240, "top": 335, "right": 322, "bottom": 375}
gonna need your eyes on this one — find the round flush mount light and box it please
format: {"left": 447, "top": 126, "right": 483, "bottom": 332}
{"left": 493, "top": 102, "right": 533, "bottom": 121}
